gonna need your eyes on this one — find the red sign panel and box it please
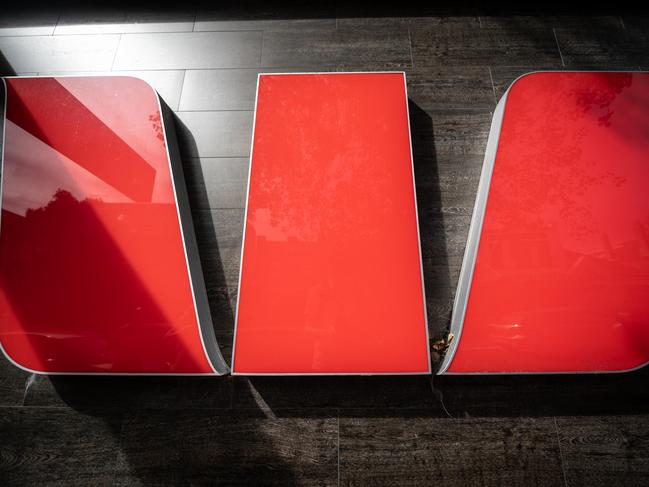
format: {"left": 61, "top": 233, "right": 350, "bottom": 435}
{"left": 440, "top": 72, "right": 649, "bottom": 374}
{"left": 232, "top": 73, "right": 431, "bottom": 375}
{"left": 0, "top": 76, "right": 227, "bottom": 375}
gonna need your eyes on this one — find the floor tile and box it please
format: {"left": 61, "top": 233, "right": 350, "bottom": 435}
{"left": 195, "top": 3, "right": 336, "bottom": 32}
{"left": 261, "top": 28, "right": 412, "bottom": 68}
{"left": 195, "top": 17, "right": 336, "bottom": 32}
{"left": 620, "top": 15, "right": 649, "bottom": 32}
{"left": 180, "top": 69, "right": 260, "bottom": 110}
{"left": 22, "top": 374, "right": 233, "bottom": 410}
{"left": 117, "top": 408, "right": 338, "bottom": 486}
{"left": 557, "top": 415, "right": 649, "bottom": 487}
{"left": 0, "top": 407, "right": 125, "bottom": 485}
{"left": 337, "top": 16, "right": 479, "bottom": 28}
{"left": 113, "top": 31, "right": 262, "bottom": 70}
{"left": 339, "top": 413, "right": 564, "bottom": 486}
{"left": 479, "top": 15, "right": 623, "bottom": 29}
{"left": 174, "top": 110, "right": 253, "bottom": 158}
{"left": 0, "top": 356, "right": 28, "bottom": 406}
{"left": 232, "top": 376, "right": 442, "bottom": 410}
{"left": 424, "top": 155, "right": 484, "bottom": 210}
{"left": 419, "top": 213, "right": 473, "bottom": 268}
{"left": 335, "top": 3, "right": 478, "bottom": 27}
{"left": 209, "top": 287, "right": 239, "bottom": 335}
{"left": 411, "top": 25, "right": 562, "bottom": 67}
{"left": 410, "top": 109, "right": 492, "bottom": 158}
{"left": 192, "top": 209, "right": 244, "bottom": 291}
{"left": 555, "top": 28, "right": 649, "bottom": 67}
{"left": 215, "top": 331, "right": 234, "bottom": 364}
{"left": 0, "top": 11, "right": 59, "bottom": 36}
{"left": 0, "top": 34, "right": 120, "bottom": 72}
{"left": 406, "top": 66, "right": 496, "bottom": 109}
{"left": 54, "top": 9, "right": 195, "bottom": 35}
{"left": 184, "top": 157, "right": 249, "bottom": 209}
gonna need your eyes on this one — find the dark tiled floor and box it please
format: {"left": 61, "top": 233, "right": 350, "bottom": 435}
{"left": 2, "top": 2, "right": 649, "bottom": 485}
{"left": 339, "top": 413, "right": 564, "bottom": 486}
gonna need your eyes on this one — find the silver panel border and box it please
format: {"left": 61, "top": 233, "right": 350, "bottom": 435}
{"left": 436, "top": 87, "right": 509, "bottom": 375}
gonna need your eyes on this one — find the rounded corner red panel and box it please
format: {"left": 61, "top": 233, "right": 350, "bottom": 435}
{"left": 0, "top": 76, "right": 217, "bottom": 375}
{"left": 448, "top": 71, "right": 649, "bottom": 374}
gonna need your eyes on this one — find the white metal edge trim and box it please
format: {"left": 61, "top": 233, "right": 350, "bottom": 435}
{"left": 154, "top": 81, "right": 228, "bottom": 376}
{"left": 232, "top": 71, "right": 432, "bottom": 375}
{"left": 437, "top": 70, "right": 649, "bottom": 376}
{"left": 0, "top": 74, "right": 226, "bottom": 376}
{"left": 435, "top": 91, "right": 508, "bottom": 375}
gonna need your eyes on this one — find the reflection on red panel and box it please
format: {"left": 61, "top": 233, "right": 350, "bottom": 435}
{"left": 233, "top": 73, "right": 430, "bottom": 375}
{"left": 444, "top": 72, "right": 649, "bottom": 374}
{"left": 0, "top": 76, "right": 224, "bottom": 374}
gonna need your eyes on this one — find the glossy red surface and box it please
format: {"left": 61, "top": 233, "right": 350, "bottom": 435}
{"left": 448, "top": 72, "right": 649, "bottom": 373}
{"left": 233, "top": 73, "right": 430, "bottom": 374}
{"left": 0, "top": 76, "right": 217, "bottom": 374}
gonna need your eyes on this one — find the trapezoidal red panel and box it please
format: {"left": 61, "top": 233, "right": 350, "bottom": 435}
{"left": 440, "top": 72, "right": 649, "bottom": 374}
{"left": 232, "top": 72, "right": 430, "bottom": 375}
{"left": 0, "top": 76, "right": 227, "bottom": 375}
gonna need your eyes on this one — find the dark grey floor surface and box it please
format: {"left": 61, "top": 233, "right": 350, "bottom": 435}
{"left": 2, "top": 2, "right": 649, "bottom": 485}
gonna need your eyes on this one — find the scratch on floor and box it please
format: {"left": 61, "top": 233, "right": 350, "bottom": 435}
{"left": 429, "top": 376, "right": 453, "bottom": 419}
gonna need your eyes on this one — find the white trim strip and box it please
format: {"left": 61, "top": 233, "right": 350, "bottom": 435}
{"left": 436, "top": 89, "right": 509, "bottom": 375}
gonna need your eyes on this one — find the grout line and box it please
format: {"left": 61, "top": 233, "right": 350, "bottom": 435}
{"left": 553, "top": 28, "right": 565, "bottom": 67}
{"left": 177, "top": 69, "right": 189, "bottom": 110}
{"left": 52, "top": 12, "right": 62, "bottom": 36}
{"left": 109, "top": 66, "right": 321, "bottom": 73}
{"left": 554, "top": 417, "right": 569, "bottom": 487}
{"left": 407, "top": 28, "right": 415, "bottom": 68}
{"left": 1, "top": 404, "right": 70, "bottom": 410}
{"left": 194, "top": 206, "right": 246, "bottom": 211}
{"left": 0, "top": 403, "right": 466, "bottom": 412}
{"left": 46, "top": 28, "right": 266, "bottom": 37}
{"left": 51, "top": 28, "right": 195, "bottom": 37}
{"left": 488, "top": 67, "right": 497, "bottom": 102}
{"left": 337, "top": 410, "right": 341, "bottom": 487}
{"left": 109, "top": 34, "right": 123, "bottom": 71}
{"left": 259, "top": 30, "right": 265, "bottom": 67}
{"left": 114, "top": 413, "right": 127, "bottom": 475}
{"left": 184, "top": 156, "right": 249, "bottom": 161}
